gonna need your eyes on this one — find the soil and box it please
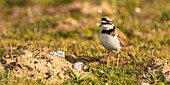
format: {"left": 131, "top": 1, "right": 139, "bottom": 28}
{"left": 0, "top": 50, "right": 84, "bottom": 84}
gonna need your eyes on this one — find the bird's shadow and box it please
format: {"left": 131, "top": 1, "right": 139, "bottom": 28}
{"left": 65, "top": 54, "right": 104, "bottom": 65}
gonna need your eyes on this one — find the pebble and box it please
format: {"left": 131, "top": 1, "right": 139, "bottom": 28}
{"left": 73, "top": 62, "right": 84, "bottom": 71}
{"left": 50, "top": 51, "right": 65, "bottom": 58}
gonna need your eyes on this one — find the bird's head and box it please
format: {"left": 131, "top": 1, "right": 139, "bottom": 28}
{"left": 99, "top": 18, "right": 114, "bottom": 30}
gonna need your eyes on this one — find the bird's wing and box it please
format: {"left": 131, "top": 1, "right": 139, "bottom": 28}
{"left": 111, "top": 28, "right": 133, "bottom": 47}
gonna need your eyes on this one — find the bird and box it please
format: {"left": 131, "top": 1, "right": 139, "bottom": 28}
{"left": 99, "top": 17, "right": 133, "bottom": 66}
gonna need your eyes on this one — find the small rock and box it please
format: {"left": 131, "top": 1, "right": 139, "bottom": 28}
{"left": 50, "top": 51, "right": 65, "bottom": 58}
{"left": 73, "top": 62, "right": 84, "bottom": 71}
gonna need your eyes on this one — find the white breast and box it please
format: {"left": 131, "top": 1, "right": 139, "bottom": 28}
{"left": 100, "top": 34, "right": 121, "bottom": 52}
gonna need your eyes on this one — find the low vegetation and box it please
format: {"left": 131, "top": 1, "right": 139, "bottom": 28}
{"left": 0, "top": 0, "right": 170, "bottom": 84}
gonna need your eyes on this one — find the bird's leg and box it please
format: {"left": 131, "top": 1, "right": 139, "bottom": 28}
{"left": 107, "top": 51, "right": 110, "bottom": 66}
{"left": 117, "top": 49, "right": 120, "bottom": 67}
{"left": 117, "top": 53, "right": 119, "bottom": 67}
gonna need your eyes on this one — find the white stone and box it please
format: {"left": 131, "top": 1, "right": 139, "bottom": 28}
{"left": 73, "top": 62, "right": 84, "bottom": 71}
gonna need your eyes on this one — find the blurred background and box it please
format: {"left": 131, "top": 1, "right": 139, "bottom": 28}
{"left": 0, "top": 0, "right": 169, "bottom": 42}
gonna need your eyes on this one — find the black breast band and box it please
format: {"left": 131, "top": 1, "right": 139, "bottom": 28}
{"left": 101, "top": 26, "right": 115, "bottom": 34}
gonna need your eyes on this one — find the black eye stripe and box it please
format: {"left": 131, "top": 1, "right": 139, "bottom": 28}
{"left": 101, "top": 18, "right": 107, "bottom": 21}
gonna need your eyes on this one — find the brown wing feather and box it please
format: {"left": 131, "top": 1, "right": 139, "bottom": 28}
{"left": 110, "top": 28, "right": 133, "bottom": 47}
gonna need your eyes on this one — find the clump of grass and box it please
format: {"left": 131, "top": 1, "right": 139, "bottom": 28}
{"left": 160, "top": 11, "right": 170, "bottom": 21}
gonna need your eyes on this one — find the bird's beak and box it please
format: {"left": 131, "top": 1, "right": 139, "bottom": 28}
{"left": 99, "top": 24, "right": 102, "bottom": 27}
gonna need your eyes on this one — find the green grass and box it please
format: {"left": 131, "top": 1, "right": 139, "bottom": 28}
{"left": 0, "top": 0, "right": 170, "bottom": 84}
